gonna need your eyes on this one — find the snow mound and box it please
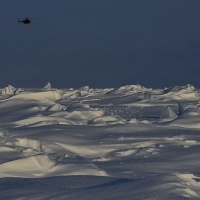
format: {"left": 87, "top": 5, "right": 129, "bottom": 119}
{"left": 10, "top": 90, "right": 62, "bottom": 101}
{"left": 80, "top": 86, "right": 90, "bottom": 92}
{"left": 158, "top": 106, "right": 178, "bottom": 122}
{"left": 67, "top": 92, "right": 81, "bottom": 100}
{"left": 161, "top": 85, "right": 200, "bottom": 101}
{"left": 93, "top": 116, "right": 124, "bottom": 126}
{"left": 16, "top": 138, "right": 42, "bottom": 152}
{"left": 43, "top": 82, "right": 51, "bottom": 90}
{"left": 0, "top": 155, "right": 56, "bottom": 178}
{"left": 0, "top": 154, "right": 108, "bottom": 178}
{"left": 170, "top": 108, "right": 200, "bottom": 128}
{"left": 0, "top": 85, "right": 22, "bottom": 95}
{"left": 170, "top": 84, "right": 195, "bottom": 93}
{"left": 65, "top": 110, "right": 104, "bottom": 125}
{"left": 111, "top": 85, "right": 150, "bottom": 95}
{"left": 178, "top": 102, "right": 198, "bottom": 115}
{"left": 168, "top": 101, "right": 200, "bottom": 128}
{"left": 176, "top": 173, "right": 200, "bottom": 198}
{"left": 48, "top": 103, "right": 66, "bottom": 111}
{"left": 66, "top": 103, "right": 90, "bottom": 111}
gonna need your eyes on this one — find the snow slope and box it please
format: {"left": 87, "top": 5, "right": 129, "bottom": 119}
{"left": 0, "top": 84, "right": 200, "bottom": 199}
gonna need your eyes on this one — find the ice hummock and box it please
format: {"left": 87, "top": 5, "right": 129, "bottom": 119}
{"left": 0, "top": 85, "right": 23, "bottom": 95}
{"left": 43, "top": 82, "right": 51, "bottom": 90}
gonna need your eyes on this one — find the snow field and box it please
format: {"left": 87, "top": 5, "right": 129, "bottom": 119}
{"left": 0, "top": 84, "right": 200, "bottom": 199}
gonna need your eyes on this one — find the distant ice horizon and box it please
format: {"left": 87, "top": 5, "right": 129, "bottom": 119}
{"left": 0, "top": 82, "right": 198, "bottom": 90}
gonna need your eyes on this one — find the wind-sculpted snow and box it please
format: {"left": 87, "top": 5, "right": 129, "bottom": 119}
{"left": 0, "top": 84, "right": 200, "bottom": 199}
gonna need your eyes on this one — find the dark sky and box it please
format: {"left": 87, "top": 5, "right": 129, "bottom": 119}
{"left": 1, "top": 0, "right": 200, "bottom": 88}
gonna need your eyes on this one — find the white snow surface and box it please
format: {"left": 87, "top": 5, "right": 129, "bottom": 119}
{"left": 0, "top": 84, "right": 200, "bottom": 199}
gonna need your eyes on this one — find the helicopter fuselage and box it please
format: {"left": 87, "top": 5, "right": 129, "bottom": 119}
{"left": 18, "top": 18, "right": 31, "bottom": 24}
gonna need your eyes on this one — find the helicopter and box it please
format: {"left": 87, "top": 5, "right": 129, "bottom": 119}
{"left": 18, "top": 17, "right": 36, "bottom": 24}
